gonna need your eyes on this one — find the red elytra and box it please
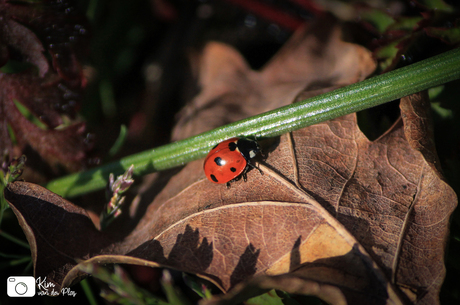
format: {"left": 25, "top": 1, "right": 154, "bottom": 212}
{"left": 203, "top": 137, "right": 261, "bottom": 186}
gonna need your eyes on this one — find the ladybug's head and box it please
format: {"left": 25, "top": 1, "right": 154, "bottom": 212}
{"left": 236, "top": 138, "right": 260, "bottom": 161}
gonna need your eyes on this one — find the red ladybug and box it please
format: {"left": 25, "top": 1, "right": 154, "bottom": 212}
{"left": 203, "top": 137, "right": 262, "bottom": 186}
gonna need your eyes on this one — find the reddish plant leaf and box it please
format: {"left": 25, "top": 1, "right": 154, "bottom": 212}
{"left": 412, "top": 0, "right": 454, "bottom": 12}
{"left": 0, "top": 18, "right": 49, "bottom": 76}
{"left": 0, "top": 72, "right": 89, "bottom": 172}
{"left": 0, "top": 0, "right": 90, "bottom": 175}
{"left": 2, "top": 72, "right": 70, "bottom": 128}
{"left": 367, "top": 3, "right": 459, "bottom": 73}
{"left": 4, "top": 16, "right": 456, "bottom": 305}
{"left": 425, "top": 26, "right": 460, "bottom": 45}
{"left": 1, "top": 0, "right": 89, "bottom": 85}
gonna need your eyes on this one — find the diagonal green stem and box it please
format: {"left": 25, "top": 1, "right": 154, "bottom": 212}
{"left": 44, "top": 47, "right": 460, "bottom": 198}
{"left": 0, "top": 230, "right": 30, "bottom": 249}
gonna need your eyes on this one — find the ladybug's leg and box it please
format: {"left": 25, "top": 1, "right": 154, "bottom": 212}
{"left": 226, "top": 177, "right": 238, "bottom": 188}
{"left": 242, "top": 172, "right": 247, "bottom": 182}
{"left": 248, "top": 162, "right": 264, "bottom": 175}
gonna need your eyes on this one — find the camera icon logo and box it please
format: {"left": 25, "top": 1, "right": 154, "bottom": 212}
{"left": 7, "top": 276, "right": 36, "bottom": 297}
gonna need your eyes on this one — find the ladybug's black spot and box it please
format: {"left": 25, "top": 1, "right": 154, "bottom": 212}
{"left": 230, "top": 167, "right": 237, "bottom": 172}
{"left": 214, "top": 157, "right": 224, "bottom": 166}
{"left": 228, "top": 142, "right": 237, "bottom": 151}
{"left": 210, "top": 174, "right": 218, "bottom": 183}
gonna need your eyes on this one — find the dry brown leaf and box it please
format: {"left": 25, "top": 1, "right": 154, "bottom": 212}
{"left": 4, "top": 16, "right": 457, "bottom": 305}
{"left": 172, "top": 15, "right": 375, "bottom": 140}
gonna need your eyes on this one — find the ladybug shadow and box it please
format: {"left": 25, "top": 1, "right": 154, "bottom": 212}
{"left": 256, "top": 136, "right": 280, "bottom": 161}
{"left": 245, "top": 136, "right": 280, "bottom": 170}
{"left": 127, "top": 224, "right": 314, "bottom": 292}
{"left": 235, "top": 136, "right": 279, "bottom": 185}
{"left": 222, "top": 136, "right": 279, "bottom": 188}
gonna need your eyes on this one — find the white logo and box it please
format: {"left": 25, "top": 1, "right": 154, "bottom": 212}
{"left": 35, "top": 276, "right": 77, "bottom": 297}
{"left": 7, "top": 276, "right": 77, "bottom": 297}
{"left": 7, "top": 276, "right": 36, "bottom": 297}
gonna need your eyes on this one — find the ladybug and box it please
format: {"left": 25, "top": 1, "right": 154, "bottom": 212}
{"left": 203, "top": 137, "right": 262, "bottom": 187}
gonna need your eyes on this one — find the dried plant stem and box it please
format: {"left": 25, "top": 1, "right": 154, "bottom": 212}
{"left": 44, "top": 47, "right": 460, "bottom": 198}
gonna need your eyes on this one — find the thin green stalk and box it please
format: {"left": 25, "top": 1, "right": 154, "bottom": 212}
{"left": 5, "top": 256, "right": 31, "bottom": 267}
{"left": 0, "top": 230, "right": 30, "bottom": 249}
{"left": 44, "top": 47, "right": 460, "bottom": 198}
{"left": 80, "top": 279, "right": 99, "bottom": 305}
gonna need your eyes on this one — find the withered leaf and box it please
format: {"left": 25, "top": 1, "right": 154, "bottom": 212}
{"left": 4, "top": 16, "right": 456, "bottom": 305}
{"left": 172, "top": 14, "right": 375, "bottom": 141}
{"left": 5, "top": 182, "right": 115, "bottom": 290}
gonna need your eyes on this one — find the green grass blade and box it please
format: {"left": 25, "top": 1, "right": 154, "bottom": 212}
{"left": 44, "top": 47, "right": 460, "bottom": 198}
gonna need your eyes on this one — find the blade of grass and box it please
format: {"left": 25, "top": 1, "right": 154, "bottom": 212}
{"left": 161, "top": 270, "right": 192, "bottom": 305}
{"left": 44, "top": 47, "right": 460, "bottom": 198}
{"left": 0, "top": 230, "right": 30, "bottom": 249}
{"left": 0, "top": 190, "right": 7, "bottom": 228}
{"left": 106, "top": 124, "right": 128, "bottom": 159}
{"left": 80, "top": 279, "right": 99, "bottom": 305}
{"left": 0, "top": 252, "right": 29, "bottom": 259}
{"left": 2, "top": 256, "right": 31, "bottom": 267}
